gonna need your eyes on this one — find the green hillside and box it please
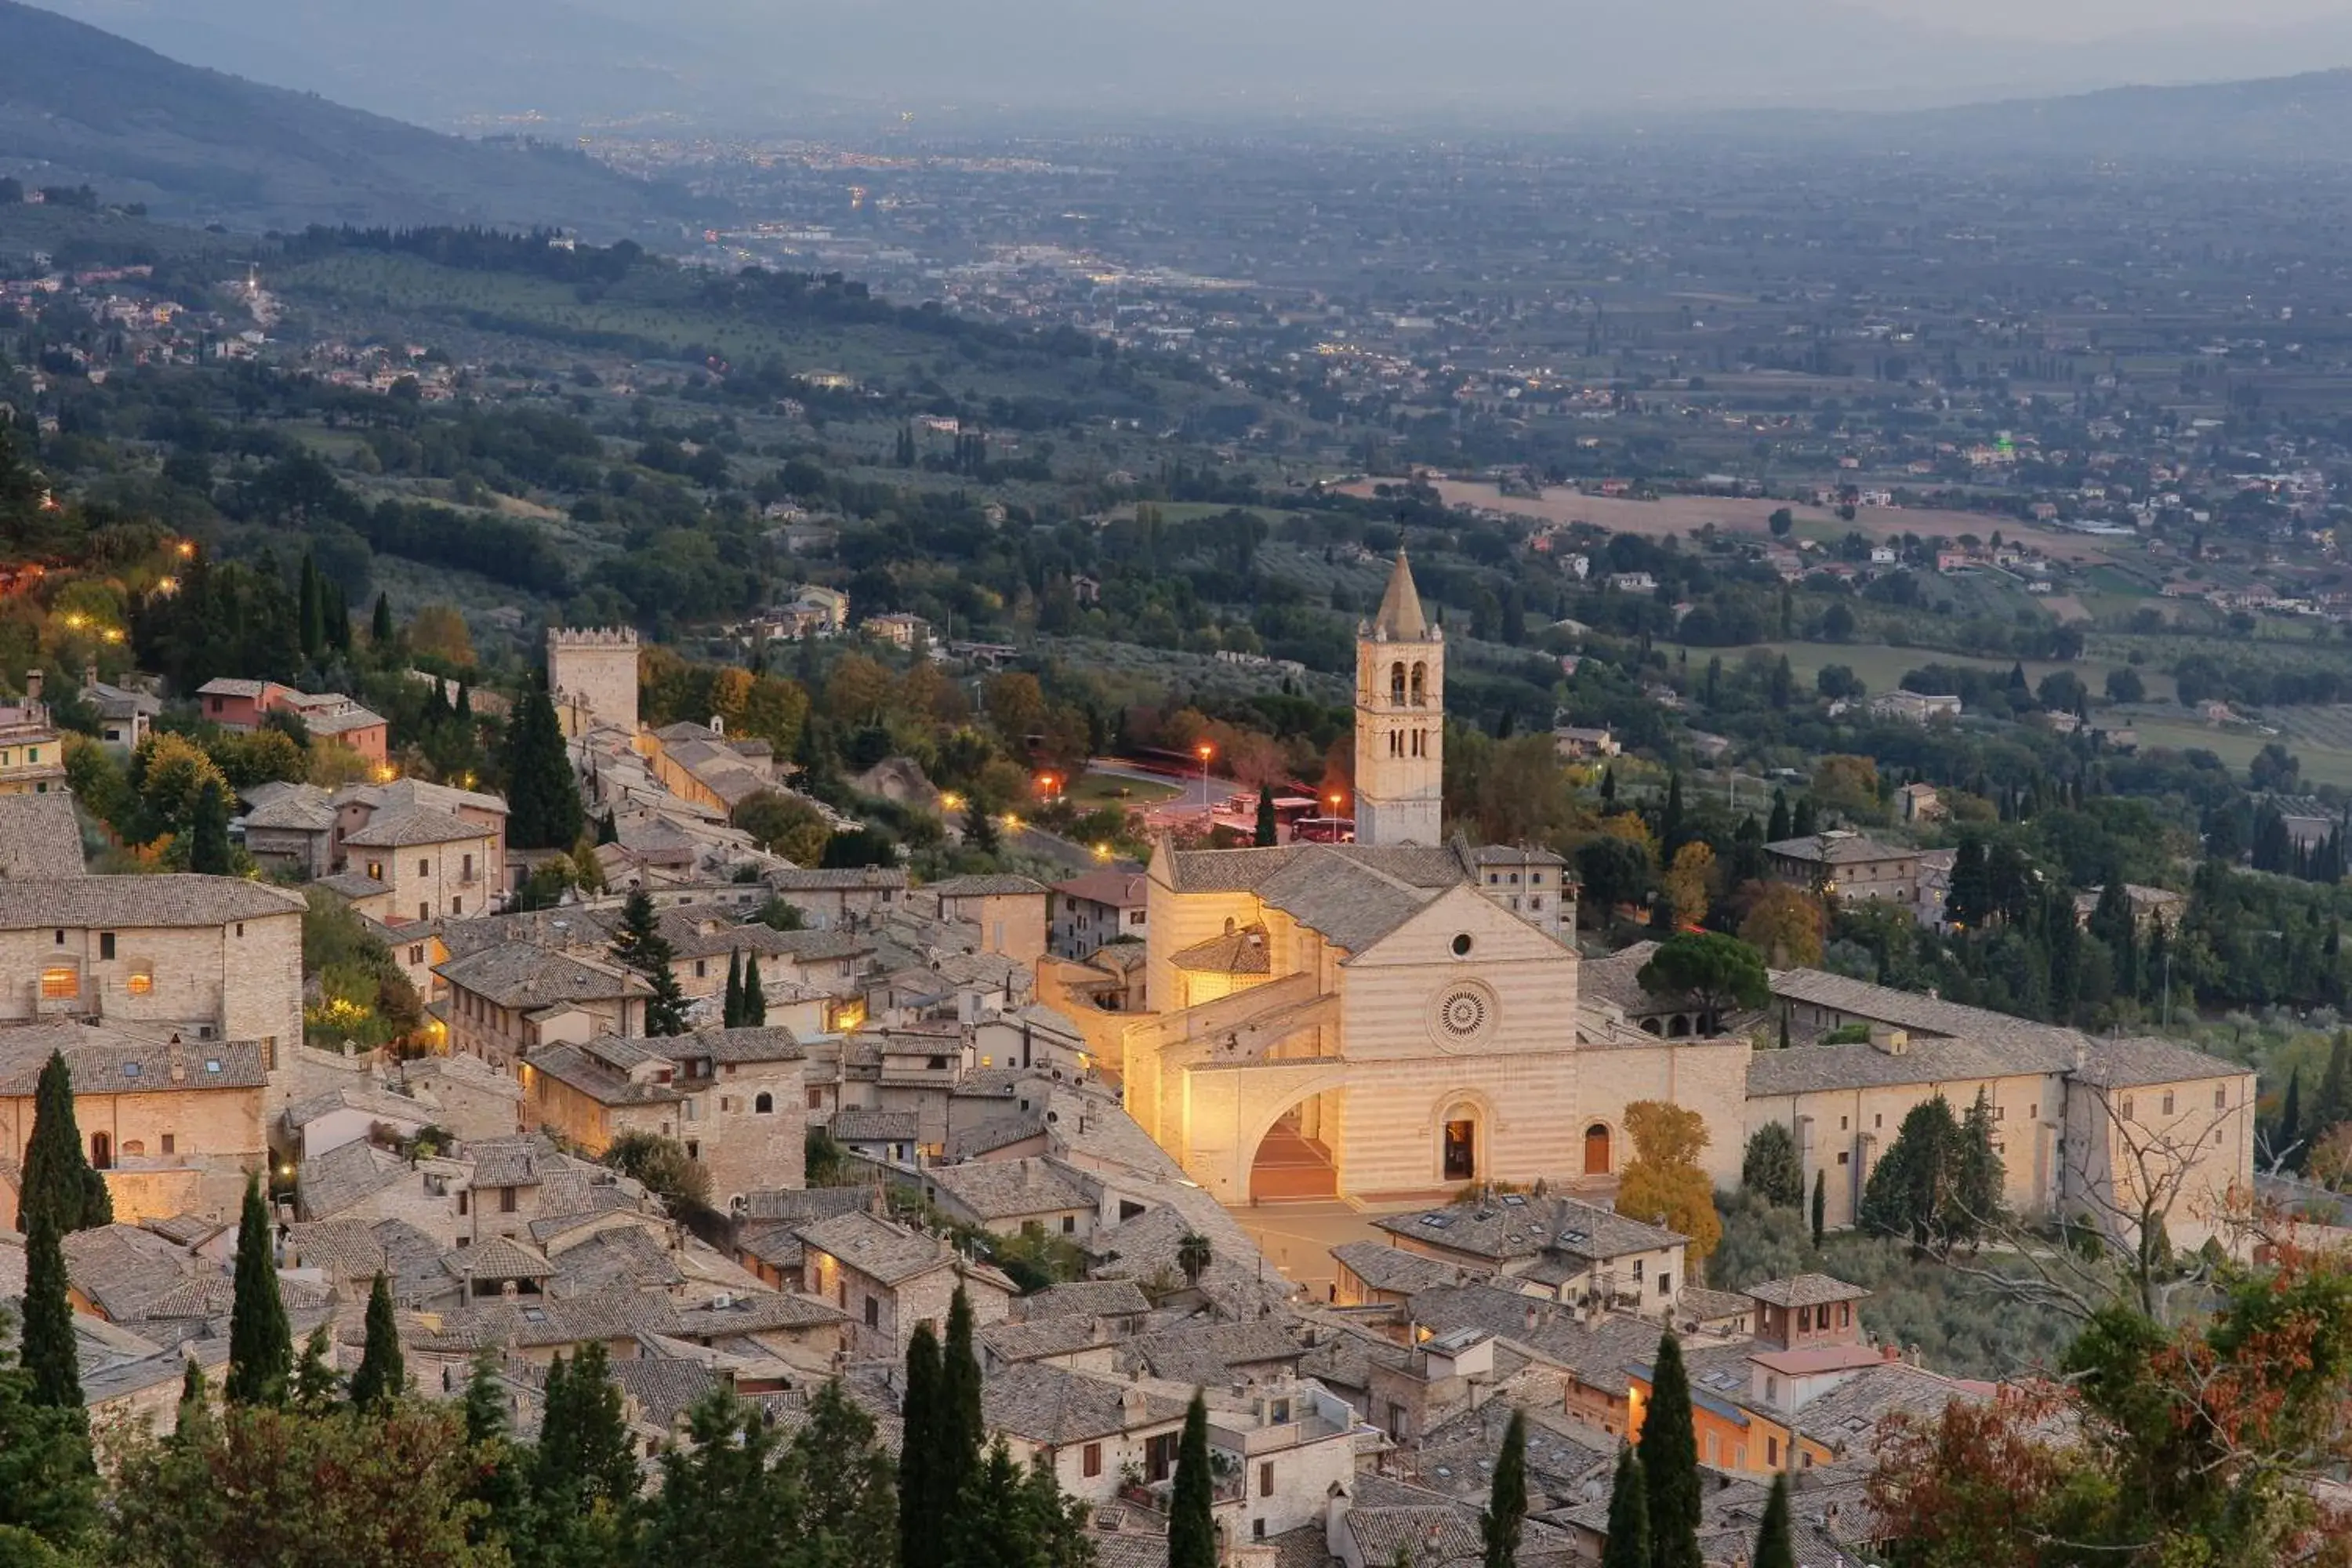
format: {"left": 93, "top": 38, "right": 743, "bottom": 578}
{"left": 0, "top": 0, "right": 702, "bottom": 234}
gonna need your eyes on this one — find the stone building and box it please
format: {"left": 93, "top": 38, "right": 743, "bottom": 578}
{"left": 927, "top": 874, "right": 1051, "bottom": 970}
{"left": 793, "top": 1209, "right": 1017, "bottom": 1360}
{"left": 344, "top": 805, "right": 500, "bottom": 925}
{"left": 548, "top": 626, "right": 641, "bottom": 736}
{"left": 1115, "top": 556, "right": 1750, "bottom": 1205}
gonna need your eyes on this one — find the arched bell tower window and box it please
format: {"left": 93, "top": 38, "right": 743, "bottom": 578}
{"left": 1410, "top": 662, "right": 1427, "bottom": 706}
{"left": 1389, "top": 662, "right": 1407, "bottom": 704}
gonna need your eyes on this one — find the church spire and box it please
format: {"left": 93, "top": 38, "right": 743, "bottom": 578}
{"left": 1372, "top": 549, "right": 1428, "bottom": 640}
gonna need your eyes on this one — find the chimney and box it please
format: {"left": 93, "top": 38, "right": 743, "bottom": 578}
{"left": 1867, "top": 1025, "right": 1908, "bottom": 1056}
{"left": 23, "top": 668, "right": 40, "bottom": 707}
{"left": 83, "top": 662, "right": 98, "bottom": 693}
{"left": 1523, "top": 1303, "right": 1539, "bottom": 1333}
{"left": 168, "top": 1036, "right": 187, "bottom": 1085}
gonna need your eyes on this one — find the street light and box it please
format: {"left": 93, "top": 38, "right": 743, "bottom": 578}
{"left": 1196, "top": 742, "right": 1214, "bottom": 812}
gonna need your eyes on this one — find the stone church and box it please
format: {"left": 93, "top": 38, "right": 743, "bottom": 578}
{"left": 1120, "top": 554, "right": 1748, "bottom": 1204}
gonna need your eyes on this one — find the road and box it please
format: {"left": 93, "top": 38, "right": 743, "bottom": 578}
{"left": 1232, "top": 1196, "right": 1434, "bottom": 1302}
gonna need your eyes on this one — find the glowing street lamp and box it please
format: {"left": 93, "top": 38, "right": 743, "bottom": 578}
{"left": 1036, "top": 772, "right": 1061, "bottom": 800}
{"left": 1196, "top": 742, "right": 1214, "bottom": 811}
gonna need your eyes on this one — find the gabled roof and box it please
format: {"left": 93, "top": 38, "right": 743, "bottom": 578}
{"left": 1744, "top": 1274, "right": 1869, "bottom": 1309}
{"left": 982, "top": 1362, "right": 1187, "bottom": 1445}
{"left": 0, "top": 873, "right": 303, "bottom": 929}
{"left": 343, "top": 805, "right": 490, "bottom": 848}
{"left": 0, "top": 1026, "right": 266, "bottom": 1095}
{"left": 0, "top": 791, "right": 85, "bottom": 877}
{"left": 927, "top": 873, "right": 1049, "bottom": 898}
{"left": 793, "top": 1211, "right": 1012, "bottom": 1293}
{"left": 434, "top": 944, "right": 648, "bottom": 1007}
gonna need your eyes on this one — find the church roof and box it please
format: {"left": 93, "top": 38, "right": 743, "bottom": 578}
{"left": 1371, "top": 550, "right": 1428, "bottom": 640}
{"left": 1160, "top": 841, "right": 1479, "bottom": 953}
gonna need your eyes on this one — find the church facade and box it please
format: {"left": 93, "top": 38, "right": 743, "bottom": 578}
{"left": 1116, "top": 555, "right": 1748, "bottom": 1204}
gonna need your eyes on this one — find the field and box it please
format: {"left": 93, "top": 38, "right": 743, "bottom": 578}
{"left": 1348, "top": 478, "right": 2122, "bottom": 563}
{"left": 1726, "top": 641, "right": 2176, "bottom": 705}
{"left": 1067, "top": 771, "right": 1182, "bottom": 809}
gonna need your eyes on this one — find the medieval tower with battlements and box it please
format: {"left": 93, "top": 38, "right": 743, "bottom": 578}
{"left": 546, "top": 627, "right": 640, "bottom": 735}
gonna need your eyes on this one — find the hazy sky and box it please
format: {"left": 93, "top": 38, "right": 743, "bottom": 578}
{"left": 1850, "top": 0, "right": 2349, "bottom": 40}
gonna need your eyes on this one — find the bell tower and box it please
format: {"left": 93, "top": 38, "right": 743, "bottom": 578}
{"left": 1354, "top": 550, "right": 1444, "bottom": 846}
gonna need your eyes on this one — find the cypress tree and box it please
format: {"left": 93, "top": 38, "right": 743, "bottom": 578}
{"left": 597, "top": 808, "right": 618, "bottom": 845}
{"left": 296, "top": 552, "right": 324, "bottom": 659}
{"left": 16, "top": 1050, "right": 109, "bottom": 1232}
{"left": 1254, "top": 786, "right": 1279, "bottom": 846}
{"left": 1766, "top": 789, "right": 1790, "bottom": 843}
{"left": 1811, "top": 1168, "right": 1827, "bottom": 1249}
{"left": 326, "top": 579, "right": 351, "bottom": 652}
{"left": 611, "top": 887, "right": 688, "bottom": 1036}
{"left": 350, "top": 1272, "right": 404, "bottom": 1411}
{"left": 723, "top": 949, "right": 744, "bottom": 1029}
{"left": 898, "top": 1323, "right": 944, "bottom": 1568}
{"left": 534, "top": 1340, "right": 636, "bottom": 1513}
{"left": 187, "top": 778, "right": 233, "bottom": 875}
{"left": 225, "top": 1173, "right": 291, "bottom": 1406}
{"left": 741, "top": 954, "right": 767, "bottom": 1027}
{"left": 454, "top": 681, "right": 472, "bottom": 724}
{"left": 1752, "top": 1472, "right": 1795, "bottom": 1568}
{"left": 1600, "top": 1447, "right": 1649, "bottom": 1568}
{"left": 1661, "top": 772, "right": 1686, "bottom": 856}
{"left": 20, "top": 1200, "right": 82, "bottom": 1410}
{"left": 2279, "top": 1065, "right": 2304, "bottom": 1170}
{"left": 503, "top": 684, "right": 584, "bottom": 851}
{"left": 2321, "top": 1031, "right": 2352, "bottom": 1132}
{"left": 940, "top": 1286, "right": 985, "bottom": 1506}
{"left": 1167, "top": 1392, "right": 1217, "bottom": 1568}
{"left": 1636, "top": 1331, "right": 1702, "bottom": 1568}
{"left": 1482, "top": 1408, "right": 1528, "bottom": 1568}
{"left": 371, "top": 590, "right": 394, "bottom": 646}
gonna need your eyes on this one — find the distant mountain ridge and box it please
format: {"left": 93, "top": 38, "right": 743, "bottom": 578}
{"left": 0, "top": 0, "right": 701, "bottom": 234}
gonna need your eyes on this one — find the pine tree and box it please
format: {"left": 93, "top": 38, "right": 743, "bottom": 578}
{"left": 723, "top": 949, "right": 744, "bottom": 1029}
{"left": 1791, "top": 796, "right": 1817, "bottom": 837}
{"left": 349, "top": 1271, "right": 404, "bottom": 1412}
{"left": 1601, "top": 765, "right": 1617, "bottom": 806}
{"left": 20, "top": 1200, "right": 82, "bottom": 1410}
{"left": 2321, "top": 1031, "right": 2352, "bottom": 1133}
{"left": 610, "top": 888, "right": 688, "bottom": 1036}
{"left": 187, "top": 777, "right": 233, "bottom": 875}
{"left": 1483, "top": 1408, "right": 1528, "bottom": 1568}
{"left": 641, "top": 1389, "right": 797, "bottom": 1561}
{"left": 459, "top": 1348, "right": 529, "bottom": 1552}
{"left": 1600, "top": 1447, "right": 1650, "bottom": 1568}
{"left": 0, "top": 1277, "right": 100, "bottom": 1550}
{"left": 16, "top": 1050, "right": 110, "bottom": 1232}
{"left": 1636, "top": 1331, "right": 1702, "bottom": 1568}
{"left": 940, "top": 1287, "right": 985, "bottom": 1508}
{"left": 1752, "top": 1472, "right": 1795, "bottom": 1568}
{"left": 532, "top": 1341, "right": 637, "bottom": 1531}
{"left": 898, "top": 1323, "right": 944, "bottom": 1568}
{"left": 1660, "top": 773, "right": 1686, "bottom": 856}
{"left": 1254, "top": 785, "right": 1279, "bottom": 847}
{"left": 1766, "top": 789, "right": 1791, "bottom": 843}
{"left": 1740, "top": 1123, "right": 1806, "bottom": 1209}
{"left": 226, "top": 1174, "right": 291, "bottom": 1406}
{"left": 290, "top": 1323, "right": 340, "bottom": 1414}
{"left": 1957, "top": 1089, "right": 2006, "bottom": 1237}
{"left": 325, "top": 579, "right": 351, "bottom": 652}
{"left": 371, "top": 590, "right": 395, "bottom": 646}
{"left": 1811, "top": 1169, "right": 1827, "bottom": 1249}
{"left": 503, "top": 684, "right": 585, "bottom": 851}
{"left": 1167, "top": 1392, "right": 1217, "bottom": 1568}
{"left": 741, "top": 954, "right": 767, "bottom": 1027}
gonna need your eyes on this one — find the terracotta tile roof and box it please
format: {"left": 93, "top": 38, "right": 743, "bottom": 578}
{"left": 1744, "top": 1274, "right": 1870, "bottom": 1309}
{"left": 0, "top": 873, "right": 303, "bottom": 928}
{"left": 0, "top": 792, "right": 85, "bottom": 877}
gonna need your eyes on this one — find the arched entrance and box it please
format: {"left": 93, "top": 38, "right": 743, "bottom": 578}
{"left": 90, "top": 1131, "right": 112, "bottom": 1171}
{"left": 1442, "top": 1112, "right": 1477, "bottom": 1182}
{"left": 1250, "top": 1091, "right": 1340, "bottom": 1203}
{"left": 1584, "top": 1123, "right": 1613, "bottom": 1176}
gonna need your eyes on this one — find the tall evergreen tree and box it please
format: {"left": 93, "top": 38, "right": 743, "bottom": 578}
{"left": 1811, "top": 1168, "right": 1827, "bottom": 1249}
{"left": 187, "top": 778, "right": 233, "bottom": 875}
{"left": 20, "top": 1201, "right": 82, "bottom": 1410}
{"left": 15, "top": 1050, "right": 110, "bottom": 1232}
{"left": 349, "top": 1272, "right": 404, "bottom": 1412}
{"left": 1600, "top": 1446, "right": 1650, "bottom": 1568}
{"left": 532, "top": 1340, "right": 637, "bottom": 1556}
{"left": 503, "top": 684, "right": 585, "bottom": 851}
{"left": 1766, "top": 789, "right": 1790, "bottom": 843}
{"left": 2279, "top": 1065, "right": 2305, "bottom": 1171}
{"left": 1791, "top": 795, "right": 1817, "bottom": 837}
{"left": 723, "top": 949, "right": 744, "bottom": 1029}
{"left": 1636, "top": 1332, "right": 1702, "bottom": 1568}
{"left": 2321, "top": 1031, "right": 2352, "bottom": 1133}
{"left": 609, "top": 888, "right": 688, "bottom": 1036}
{"left": 641, "top": 1388, "right": 797, "bottom": 1562}
{"left": 1167, "top": 1392, "right": 1217, "bottom": 1568}
{"left": 1254, "top": 785, "right": 1279, "bottom": 847}
{"left": 1482, "top": 1408, "right": 1529, "bottom": 1568}
{"left": 741, "top": 955, "right": 767, "bottom": 1027}
{"left": 290, "top": 1323, "right": 341, "bottom": 1414}
{"left": 1601, "top": 765, "right": 1617, "bottom": 806}
{"left": 940, "top": 1287, "right": 985, "bottom": 1508}
{"left": 1740, "top": 1123, "right": 1806, "bottom": 1209}
{"left": 459, "top": 1348, "right": 530, "bottom": 1552}
{"left": 225, "top": 1174, "right": 291, "bottom": 1406}
{"left": 795, "top": 1378, "right": 898, "bottom": 1568}
{"left": 898, "top": 1323, "right": 944, "bottom": 1568}
{"left": 1752, "top": 1472, "right": 1795, "bottom": 1568}
{"left": 325, "top": 579, "right": 351, "bottom": 652}
{"left": 0, "top": 1289, "right": 99, "bottom": 1552}
{"left": 296, "top": 551, "right": 325, "bottom": 659}
{"left": 1956, "top": 1089, "right": 2006, "bottom": 1235}
{"left": 1660, "top": 772, "right": 1686, "bottom": 856}
{"left": 370, "top": 590, "right": 395, "bottom": 646}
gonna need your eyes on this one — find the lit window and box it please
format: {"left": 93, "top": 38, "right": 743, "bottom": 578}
{"left": 125, "top": 970, "right": 154, "bottom": 996}
{"left": 39, "top": 967, "right": 77, "bottom": 1000}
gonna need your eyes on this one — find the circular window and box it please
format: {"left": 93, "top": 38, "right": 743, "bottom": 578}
{"left": 1429, "top": 982, "right": 1497, "bottom": 1051}
{"left": 1450, "top": 933, "right": 1475, "bottom": 957}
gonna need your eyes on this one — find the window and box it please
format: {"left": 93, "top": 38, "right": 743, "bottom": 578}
{"left": 1765, "top": 1375, "right": 1779, "bottom": 1401}
{"left": 1838, "top": 1303, "right": 1850, "bottom": 1328}
{"left": 2161, "top": 1092, "right": 2176, "bottom": 1116}
{"left": 1632, "top": 1259, "right": 1644, "bottom": 1283}
{"left": 1451, "top": 933, "right": 1474, "bottom": 957}
{"left": 418, "top": 858, "right": 430, "bottom": 879}
{"left": 418, "top": 903, "right": 430, "bottom": 922}
{"left": 52, "top": 929, "right": 63, "bottom": 945}
{"left": 2215, "top": 1087, "right": 2228, "bottom": 1110}
{"left": 99, "top": 932, "right": 115, "bottom": 960}
{"left": 451, "top": 897, "right": 462, "bottom": 916}
{"left": 2031, "top": 1102, "right": 2038, "bottom": 1120}
{"left": 754, "top": 1092, "right": 774, "bottom": 1114}
{"left": 864, "top": 1296, "right": 880, "bottom": 1328}
{"left": 458, "top": 1191, "right": 469, "bottom": 1216}
{"left": 1837, "top": 1151, "right": 1850, "bottom": 1165}
{"left": 2122, "top": 1096, "right": 2136, "bottom": 1120}
{"left": 463, "top": 853, "right": 474, "bottom": 880}
{"left": 807, "top": 1088, "right": 824, "bottom": 1110}
{"left": 1082, "top": 1443, "right": 1102, "bottom": 1479}
{"left": 410, "top": 946, "right": 425, "bottom": 964}
{"left": 1798, "top": 1305, "right": 1812, "bottom": 1332}
{"left": 125, "top": 969, "right": 154, "bottom": 996}
{"left": 1996, "top": 1105, "right": 2006, "bottom": 1120}
{"left": 1840, "top": 1116, "right": 1849, "bottom": 1131}
{"left": 160, "top": 1134, "right": 175, "bottom": 1155}
{"left": 1657, "top": 1272, "right": 1671, "bottom": 1297}
{"left": 1145, "top": 1432, "right": 1179, "bottom": 1484}
{"left": 367, "top": 861, "right": 384, "bottom": 881}
{"left": 1259, "top": 1462, "right": 1275, "bottom": 1498}
{"left": 695, "top": 960, "right": 708, "bottom": 979}
{"left": 39, "top": 966, "right": 76, "bottom": 1000}
{"left": 686, "top": 1141, "right": 700, "bottom": 1161}
{"left": 1766, "top": 1436, "right": 1780, "bottom": 1465}
{"left": 499, "top": 1186, "right": 517, "bottom": 1214}
{"left": 1253, "top": 1521, "right": 1266, "bottom": 1541}
{"left": 1062, "top": 1215, "right": 1076, "bottom": 1234}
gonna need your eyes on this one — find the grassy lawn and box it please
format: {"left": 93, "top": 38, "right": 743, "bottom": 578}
{"left": 1069, "top": 770, "right": 1183, "bottom": 809}
{"left": 1722, "top": 641, "right": 2176, "bottom": 704}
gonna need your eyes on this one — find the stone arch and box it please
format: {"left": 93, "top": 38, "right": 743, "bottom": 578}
{"left": 1583, "top": 1120, "right": 1615, "bottom": 1176}
{"left": 1240, "top": 1074, "right": 1352, "bottom": 1203}
{"left": 1389, "top": 662, "right": 1407, "bottom": 704}
{"left": 1423, "top": 1088, "right": 1502, "bottom": 1186}
{"left": 90, "top": 1131, "right": 111, "bottom": 1171}
{"left": 754, "top": 1091, "right": 775, "bottom": 1114}
{"left": 1410, "top": 662, "right": 1428, "bottom": 705}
